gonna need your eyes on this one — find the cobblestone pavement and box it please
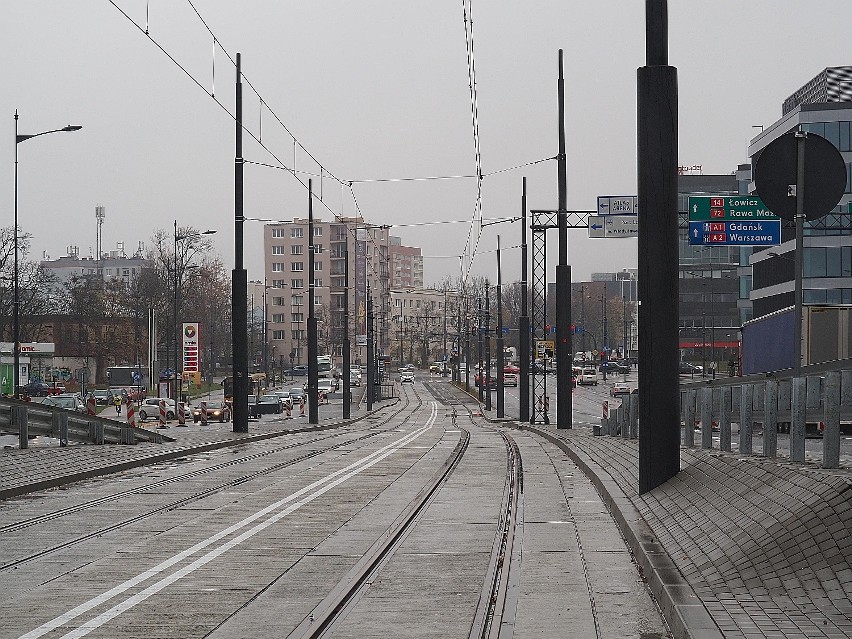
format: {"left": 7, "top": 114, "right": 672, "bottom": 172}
{"left": 4, "top": 386, "right": 852, "bottom": 638}
{"left": 536, "top": 426, "right": 852, "bottom": 638}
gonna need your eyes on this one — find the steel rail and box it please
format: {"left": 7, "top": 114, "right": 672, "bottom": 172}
{"left": 286, "top": 384, "right": 469, "bottom": 639}
{"left": 0, "top": 393, "right": 420, "bottom": 571}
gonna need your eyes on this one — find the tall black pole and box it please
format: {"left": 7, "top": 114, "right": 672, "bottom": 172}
{"left": 556, "top": 49, "right": 572, "bottom": 429}
{"left": 173, "top": 220, "right": 179, "bottom": 404}
{"left": 485, "top": 280, "right": 492, "bottom": 412}
{"left": 366, "top": 288, "right": 373, "bottom": 411}
{"left": 456, "top": 302, "right": 462, "bottom": 383}
{"left": 13, "top": 113, "right": 19, "bottom": 398}
{"left": 307, "top": 180, "right": 318, "bottom": 424}
{"left": 496, "top": 240, "right": 505, "bottom": 418}
{"left": 232, "top": 52, "right": 248, "bottom": 433}
{"left": 477, "top": 295, "right": 484, "bottom": 403}
{"left": 343, "top": 249, "right": 351, "bottom": 419}
{"left": 519, "top": 178, "right": 530, "bottom": 422}
{"left": 464, "top": 293, "right": 471, "bottom": 393}
{"left": 638, "top": 0, "right": 679, "bottom": 493}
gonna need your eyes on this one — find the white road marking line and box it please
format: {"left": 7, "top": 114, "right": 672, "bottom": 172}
{"left": 20, "top": 403, "right": 438, "bottom": 639}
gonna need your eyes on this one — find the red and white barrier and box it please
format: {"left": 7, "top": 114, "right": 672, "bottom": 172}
{"left": 86, "top": 395, "right": 96, "bottom": 416}
{"left": 602, "top": 401, "right": 609, "bottom": 420}
{"left": 177, "top": 402, "right": 186, "bottom": 426}
{"left": 126, "top": 400, "right": 137, "bottom": 428}
{"left": 299, "top": 397, "right": 305, "bottom": 417}
{"left": 200, "top": 401, "right": 208, "bottom": 425}
{"left": 157, "top": 399, "right": 168, "bottom": 429}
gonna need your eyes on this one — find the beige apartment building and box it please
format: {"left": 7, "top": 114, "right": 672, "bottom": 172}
{"left": 263, "top": 217, "right": 423, "bottom": 368}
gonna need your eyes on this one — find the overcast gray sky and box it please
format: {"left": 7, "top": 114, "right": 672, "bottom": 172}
{"left": 4, "top": 2, "right": 851, "bottom": 287}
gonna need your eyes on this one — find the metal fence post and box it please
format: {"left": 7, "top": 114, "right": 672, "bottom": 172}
{"left": 53, "top": 411, "right": 69, "bottom": 447}
{"left": 739, "top": 383, "right": 753, "bottom": 455}
{"left": 629, "top": 392, "right": 638, "bottom": 438}
{"left": 683, "top": 388, "right": 696, "bottom": 448}
{"left": 701, "top": 386, "right": 713, "bottom": 449}
{"left": 791, "top": 377, "right": 806, "bottom": 462}
{"left": 720, "top": 386, "right": 732, "bottom": 452}
{"left": 823, "top": 370, "right": 841, "bottom": 469}
{"left": 763, "top": 379, "right": 778, "bottom": 458}
{"left": 15, "top": 405, "right": 28, "bottom": 450}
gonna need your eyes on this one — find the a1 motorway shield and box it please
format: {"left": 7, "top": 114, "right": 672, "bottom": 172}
{"left": 688, "top": 220, "right": 781, "bottom": 246}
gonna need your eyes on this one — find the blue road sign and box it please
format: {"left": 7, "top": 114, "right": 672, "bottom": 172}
{"left": 688, "top": 220, "right": 781, "bottom": 246}
{"left": 501, "top": 327, "right": 510, "bottom": 334}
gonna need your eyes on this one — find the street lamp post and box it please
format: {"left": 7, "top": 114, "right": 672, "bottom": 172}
{"left": 173, "top": 222, "right": 216, "bottom": 405}
{"left": 13, "top": 112, "right": 81, "bottom": 398}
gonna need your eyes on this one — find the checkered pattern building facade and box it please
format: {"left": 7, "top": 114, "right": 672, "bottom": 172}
{"left": 783, "top": 66, "right": 852, "bottom": 114}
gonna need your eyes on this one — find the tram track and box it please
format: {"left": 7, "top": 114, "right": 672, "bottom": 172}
{"left": 0, "top": 389, "right": 423, "bottom": 572}
{"left": 279, "top": 380, "right": 525, "bottom": 639}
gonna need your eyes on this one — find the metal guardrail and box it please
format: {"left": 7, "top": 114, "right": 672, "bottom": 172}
{"left": 598, "top": 368, "right": 852, "bottom": 469}
{"left": 0, "top": 398, "right": 174, "bottom": 447}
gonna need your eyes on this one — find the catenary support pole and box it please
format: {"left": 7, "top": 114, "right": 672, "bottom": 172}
{"left": 638, "top": 0, "right": 679, "bottom": 492}
{"left": 308, "top": 181, "right": 318, "bottom": 424}
{"left": 343, "top": 249, "right": 351, "bottom": 419}
{"left": 519, "top": 178, "right": 530, "bottom": 423}
{"left": 555, "top": 49, "right": 573, "bottom": 429}
{"left": 496, "top": 240, "right": 505, "bottom": 418}
{"left": 232, "top": 52, "right": 249, "bottom": 433}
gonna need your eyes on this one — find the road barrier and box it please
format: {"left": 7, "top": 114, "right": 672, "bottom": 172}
{"left": 0, "top": 398, "right": 172, "bottom": 447}
{"left": 596, "top": 363, "right": 852, "bottom": 469}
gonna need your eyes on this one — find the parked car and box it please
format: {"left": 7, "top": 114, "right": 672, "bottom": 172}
{"left": 138, "top": 398, "right": 178, "bottom": 421}
{"left": 192, "top": 400, "right": 231, "bottom": 423}
{"left": 502, "top": 372, "right": 519, "bottom": 387}
{"left": 610, "top": 383, "right": 631, "bottom": 397}
{"left": 291, "top": 365, "right": 308, "bottom": 376}
{"left": 41, "top": 394, "right": 86, "bottom": 413}
{"left": 271, "top": 391, "right": 293, "bottom": 410}
{"left": 317, "top": 379, "right": 336, "bottom": 398}
{"left": 90, "top": 389, "right": 113, "bottom": 405}
{"left": 256, "top": 394, "right": 283, "bottom": 414}
{"left": 474, "top": 373, "right": 497, "bottom": 390}
{"left": 679, "top": 361, "right": 703, "bottom": 375}
{"left": 578, "top": 368, "right": 599, "bottom": 386}
{"left": 20, "top": 381, "right": 51, "bottom": 397}
{"left": 600, "top": 361, "right": 630, "bottom": 375}
{"left": 400, "top": 371, "right": 415, "bottom": 384}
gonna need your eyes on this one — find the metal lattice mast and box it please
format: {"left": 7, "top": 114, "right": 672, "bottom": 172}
{"left": 530, "top": 210, "right": 557, "bottom": 423}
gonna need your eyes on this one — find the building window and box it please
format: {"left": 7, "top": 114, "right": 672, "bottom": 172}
{"left": 291, "top": 278, "right": 304, "bottom": 289}
{"left": 272, "top": 314, "right": 287, "bottom": 323}
{"left": 271, "top": 279, "right": 286, "bottom": 288}
{"left": 272, "top": 297, "right": 286, "bottom": 306}
{"left": 122, "top": 269, "right": 130, "bottom": 276}
{"left": 315, "top": 295, "right": 323, "bottom": 305}
{"left": 314, "top": 243, "right": 323, "bottom": 254}
{"left": 272, "top": 330, "right": 286, "bottom": 340}
{"left": 291, "top": 228, "right": 304, "bottom": 238}
{"left": 292, "top": 313, "right": 304, "bottom": 323}
{"left": 291, "top": 245, "right": 303, "bottom": 255}
{"left": 314, "top": 278, "right": 323, "bottom": 287}
{"left": 272, "top": 246, "right": 285, "bottom": 255}
{"left": 313, "top": 260, "right": 323, "bottom": 271}
{"left": 292, "top": 295, "right": 304, "bottom": 306}
{"left": 292, "top": 330, "right": 305, "bottom": 340}
{"left": 272, "top": 228, "right": 286, "bottom": 238}
{"left": 313, "top": 227, "right": 323, "bottom": 236}
{"left": 272, "top": 263, "right": 284, "bottom": 272}
{"left": 291, "top": 262, "right": 304, "bottom": 272}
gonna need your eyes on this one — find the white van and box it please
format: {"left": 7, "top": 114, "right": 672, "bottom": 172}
{"left": 578, "top": 368, "right": 598, "bottom": 386}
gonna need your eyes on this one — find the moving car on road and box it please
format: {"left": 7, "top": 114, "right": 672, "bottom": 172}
{"left": 400, "top": 371, "right": 415, "bottom": 384}
{"left": 610, "top": 383, "right": 631, "bottom": 397}
{"left": 192, "top": 400, "right": 231, "bottom": 423}
{"left": 138, "top": 398, "right": 179, "bottom": 421}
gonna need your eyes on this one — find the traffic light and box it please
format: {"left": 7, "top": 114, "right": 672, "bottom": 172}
{"left": 545, "top": 324, "right": 551, "bottom": 333}
{"left": 570, "top": 324, "right": 575, "bottom": 334}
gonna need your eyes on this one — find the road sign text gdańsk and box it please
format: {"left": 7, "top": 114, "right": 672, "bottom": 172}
{"left": 688, "top": 220, "right": 781, "bottom": 246}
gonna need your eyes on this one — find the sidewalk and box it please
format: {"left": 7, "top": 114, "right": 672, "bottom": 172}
{"left": 526, "top": 424, "right": 852, "bottom": 639}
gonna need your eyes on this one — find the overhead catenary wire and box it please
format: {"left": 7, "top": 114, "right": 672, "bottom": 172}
{"left": 111, "top": 0, "right": 535, "bottom": 286}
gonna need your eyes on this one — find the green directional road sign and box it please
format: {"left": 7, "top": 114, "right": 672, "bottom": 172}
{"left": 688, "top": 195, "right": 779, "bottom": 221}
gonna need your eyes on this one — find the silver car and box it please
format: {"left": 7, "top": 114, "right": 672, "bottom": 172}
{"left": 41, "top": 394, "right": 86, "bottom": 413}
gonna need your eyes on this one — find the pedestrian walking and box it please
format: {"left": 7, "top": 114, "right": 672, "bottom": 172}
{"left": 113, "top": 393, "right": 122, "bottom": 415}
